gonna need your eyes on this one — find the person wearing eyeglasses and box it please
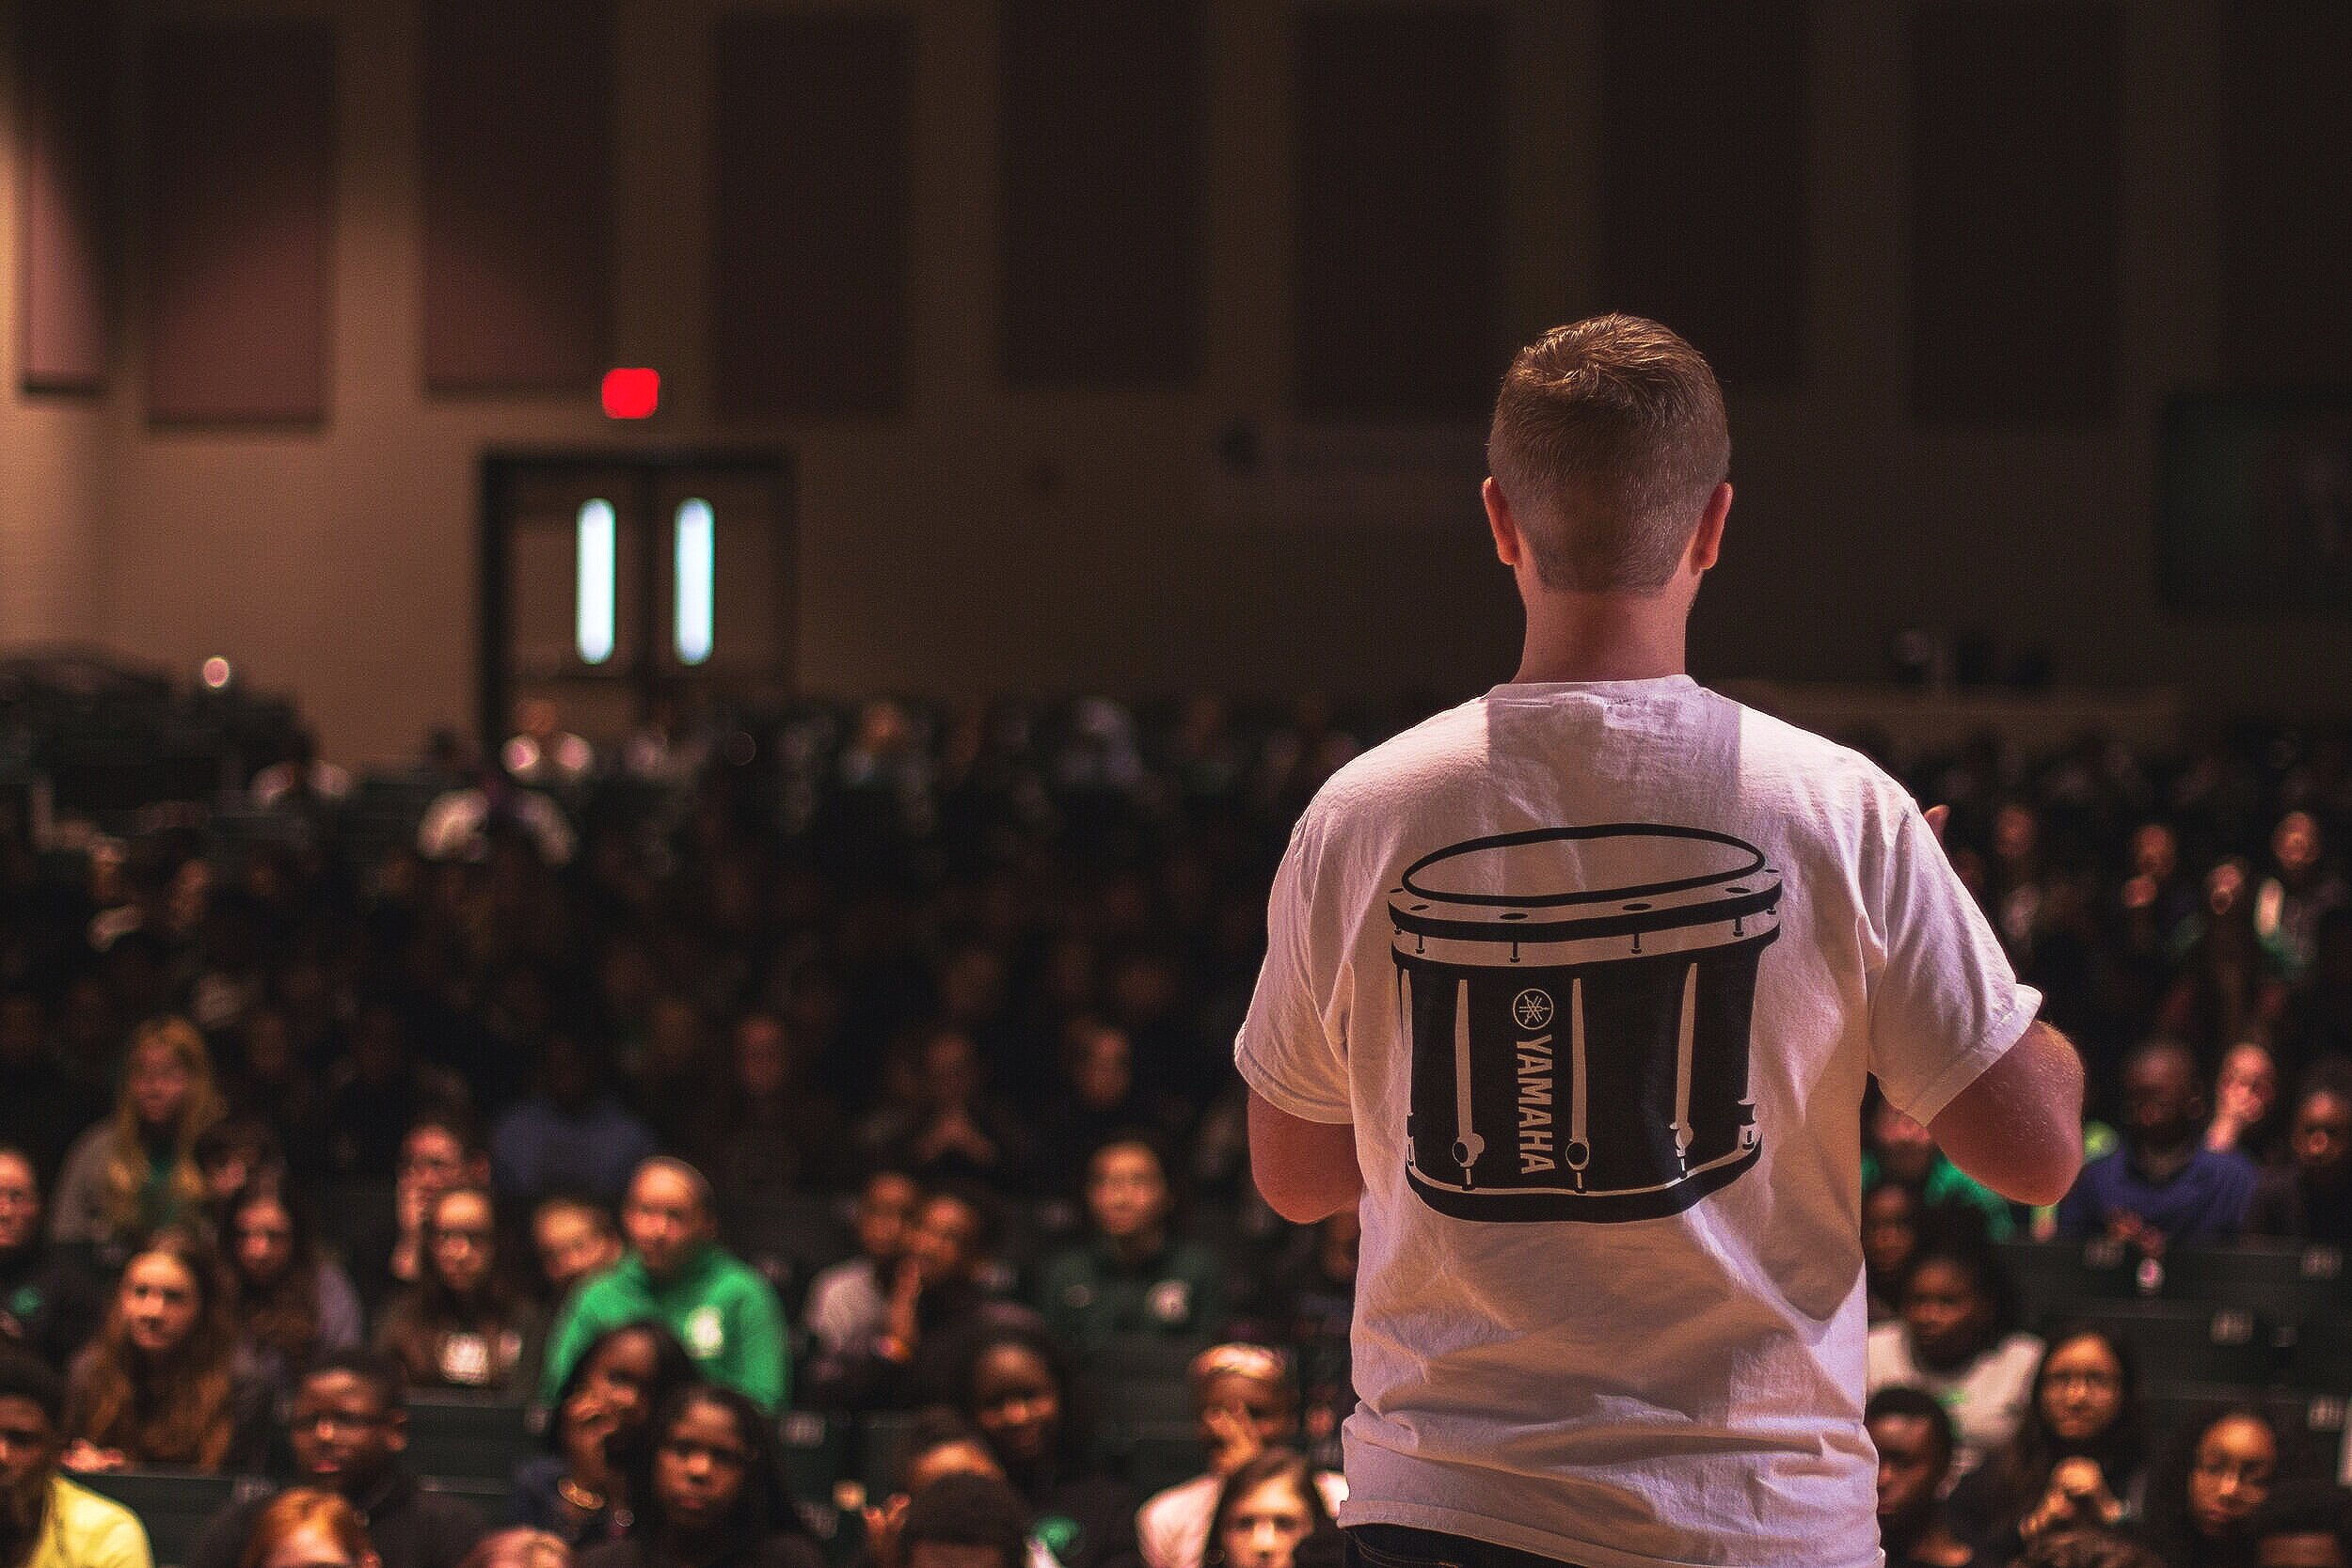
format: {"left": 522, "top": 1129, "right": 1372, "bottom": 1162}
{"left": 187, "top": 1354, "right": 485, "bottom": 1568}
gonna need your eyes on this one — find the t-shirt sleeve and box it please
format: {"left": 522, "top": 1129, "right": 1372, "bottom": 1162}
{"left": 1866, "top": 793, "right": 2043, "bottom": 1125}
{"left": 1233, "top": 814, "right": 1351, "bottom": 1124}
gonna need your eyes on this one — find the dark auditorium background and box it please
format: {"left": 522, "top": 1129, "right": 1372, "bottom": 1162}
{"left": 1, "top": 0, "right": 2346, "bottom": 765}
{"left": 6, "top": 4, "right": 2352, "bottom": 1567}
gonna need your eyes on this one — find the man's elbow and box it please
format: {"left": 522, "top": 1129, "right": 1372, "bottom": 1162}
{"left": 1252, "top": 1162, "right": 1359, "bottom": 1226}
{"left": 2005, "top": 1145, "right": 2085, "bottom": 1210}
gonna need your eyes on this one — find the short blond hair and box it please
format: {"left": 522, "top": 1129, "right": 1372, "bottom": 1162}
{"left": 1486, "top": 314, "right": 1730, "bottom": 594}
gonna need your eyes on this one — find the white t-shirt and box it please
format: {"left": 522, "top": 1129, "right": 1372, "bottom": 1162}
{"left": 1864, "top": 1324, "right": 2044, "bottom": 1481}
{"left": 1234, "top": 677, "right": 2040, "bottom": 1568}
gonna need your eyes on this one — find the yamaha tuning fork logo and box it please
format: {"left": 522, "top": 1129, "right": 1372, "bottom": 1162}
{"left": 1391, "top": 825, "right": 1783, "bottom": 1224}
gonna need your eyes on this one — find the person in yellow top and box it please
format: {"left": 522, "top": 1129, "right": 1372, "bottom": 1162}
{"left": 0, "top": 1347, "right": 151, "bottom": 1568}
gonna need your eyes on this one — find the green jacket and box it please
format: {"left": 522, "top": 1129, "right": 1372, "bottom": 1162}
{"left": 1036, "top": 1234, "right": 1227, "bottom": 1367}
{"left": 1862, "top": 1151, "right": 2017, "bottom": 1241}
{"left": 540, "top": 1244, "right": 788, "bottom": 1410}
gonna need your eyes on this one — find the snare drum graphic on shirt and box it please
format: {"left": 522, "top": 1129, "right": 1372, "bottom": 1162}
{"left": 1391, "top": 825, "right": 1782, "bottom": 1223}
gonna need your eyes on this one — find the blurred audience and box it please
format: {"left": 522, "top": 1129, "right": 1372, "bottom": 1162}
{"left": 511, "top": 1324, "right": 697, "bottom": 1549}
{"left": 51, "top": 1019, "right": 222, "bottom": 1253}
{"left": 373, "top": 1188, "right": 540, "bottom": 1394}
{"left": 577, "top": 1386, "right": 818, "bottom": 1568}
{"left": 1867, "top": 1386, "right": 1978, "bottom": 1568}
{"left": 0, "top": 1150, "right": 103, "bottom": 1374}
{"left": 1135, "top": 1347, "right": 1343, "bottom": 1568}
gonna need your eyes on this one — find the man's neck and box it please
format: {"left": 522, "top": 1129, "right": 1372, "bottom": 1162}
{"left": 1510, "top": 590, "right": 1689, "bottom": 685}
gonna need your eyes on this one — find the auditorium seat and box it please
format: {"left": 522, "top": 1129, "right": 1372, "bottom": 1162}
{"left": 1996, "top": 1239, "right": 2136, "bottom": 1324}
{"left": 1116, "top": 1420, "right": 1205, "bottom": 1497}
{"left": 858, "top": 1409, "right": 919, "bottom": 1495}
{"left": 2165, "top": 1244, "right": 2351, "bottom": 1327}
{"left": 79, "top": 1470, "right": 266, "bottom": 1568}
{"left": 2052, "top": 1302, "right": 2280, "bottom": 1386}
{"left": 2285, "top": 1317, "right": 2352, "bottom": 1389}
{"left": 779, "top": 1408, "right": 847, "bottom": 1504}
{"left": 405, "top": 1395, "right": 539, "bottom": 1482}
{"left": 418, "top": 1474, "right": 511, "bottom": 1514}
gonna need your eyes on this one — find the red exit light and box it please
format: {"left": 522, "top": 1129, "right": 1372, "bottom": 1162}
{"left": 601, "top": 368, "right": 660, "bottom": 420}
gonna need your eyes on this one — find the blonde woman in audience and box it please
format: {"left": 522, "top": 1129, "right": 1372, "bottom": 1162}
{"left": 1136, "top": 1347, "right": 1343, "bottom": 1568}
{"left": 51, "top": 1018, "right": 224, "bottom": 1252}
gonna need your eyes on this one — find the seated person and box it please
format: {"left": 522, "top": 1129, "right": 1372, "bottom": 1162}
{"left": 1201, "top": 1451, "right": 1335, "bottom": 1568}
{"left": 0, "top": 1147, "right": 104, "bottom": 1373}
{"left": 2205, "top": 1044, "right": 2284, "bottom": 1165}
{"left": 530, "top": 1198, "right": 620, "bottom": 1307}
{"left": 577, "top": 1386, "right": 820, "bottom": 1568}
{"left": 511, "top": 1323, "right": 698, "bottom": 1550}
{"left": 239, "top": 1489, "right": 378, "bottom": 1568}
{"left": 1869, "top": 1386, "right": 1978, "bottom": 1568}
{"left": 540, "top": 1160, "right": 788, "bottom": 1411}
{"left": 1863, "top": 1180, "right": 1925, "bottom": 1324}
{"left": 2058, "top": 1040, "right": 2259, "bottom": 1249}
{"left": 490, "top": 1037, "right": 656, "bottom": 1212}
{"left": 1948, "top": 1326, "right": 2148, "bottom": 1563}
{"left": 898, "top": 1475, "right": 1032, "bottom": 1568}
{"left": 64, "top": 1228, "right": 269, "bottom": 1472}
{"left": 50, "top": 1018, "right": 222, "bottom": 1255}
{"left": 1035, "top": 1135, "right": 1224, "bottom": 1377}
{"left": 1865, "top": 1242, "right": 2042, "bottom": 1478}
{"left": 0, "top": 1346, "right": 151, "bottom": 1568}
{"left": 374, "top": 1188, "right": 542, "bottom": 1395}
{"left": 222, "top": 1173, "right": 364, "bottom": 1400}
{"left": 1866, "top": 1092, "right": 2016, "bottom": 1243}
{"left": 2247, "top": 1481, "right": 2352, "bottom": 1568}
{"left": 2137, "top": 1405, "right": 2283, "bottom": 1568}
{"left": 344, "top": 1115, "right": 494, "bottom": 1314}
{"left": 955, "top": 1327, "right": 1136, "bottom": 1568}
{"left": 2246, "top": 1072, "right": 2352, "bottom": 1246}
{"left": 189, "top": 1353, "right": 486, "bottom": 1568}
{"left": 803, "top": 1188, "right": 1040, "bottom": 1413}
{"left": 803, "top": 1171, "right": 922, "bottom": 1366}
{"left": 1136, "top": 1347, "right": 1343, "bottom": 1568}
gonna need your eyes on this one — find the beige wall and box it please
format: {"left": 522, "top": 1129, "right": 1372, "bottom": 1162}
{"left": 1, "top": 0, "right": 2340, "bottom": 766}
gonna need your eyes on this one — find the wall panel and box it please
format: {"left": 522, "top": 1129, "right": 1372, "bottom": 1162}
{"left": 1910, "top": 1, "right": 2122, "bottom": 424}
{"left": 712, "top": 13, "right": 913, "bottom": 420}
{"left": 143, "top": 22, "right": 336, "bottom": 423}
{"left": 1000, "top": 0, "right": 1203, "bottom": 386}
{"left": 14, "top": 2, "right": 114, "bottom": 391}
{"left": 1599, "top": 0, "right": 1807, "bottom": 391}
{"left": 2220, "top": 1, "right": 2352, "bottom": 386}
{"left": 1293, "top": 6, "right": 1505, "bottom": 421}
{"left": 421, "top": 0, "right": 612, "bottom": 392}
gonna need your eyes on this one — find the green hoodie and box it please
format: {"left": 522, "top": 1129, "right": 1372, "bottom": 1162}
{"left": 540, "top": 1243, "right": 788, "bottom": 1410}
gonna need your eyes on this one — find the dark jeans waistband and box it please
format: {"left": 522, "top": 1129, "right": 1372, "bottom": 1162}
{"left": 1345, "top": 1523, "right": 1595, "bottom": 1568}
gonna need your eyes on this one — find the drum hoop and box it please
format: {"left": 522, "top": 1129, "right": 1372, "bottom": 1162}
{"left": 1393, "top": 909, "right": 1779, "bottom": 965}
{"left": 1398, "top": 824, "right": 1768, "bottom": 909}
{"left": 1390, "top": 881, "right": 1781, "bottom": 943}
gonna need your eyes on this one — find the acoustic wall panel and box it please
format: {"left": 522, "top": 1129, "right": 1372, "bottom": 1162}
{"left": 713, "top": 13, "right": 913, "bottom": 420}
{"left": 1000, "top": 0, "right": 1203, "bottom": 386}
{"left": 1909, "top": 1, "right": 2122, "bottom": 425}
{"left": 421, "top": 0, "right": 612, "bottom": 392}
{"left": 2220, "top": 2, "right": 2352, "bottom": 387}
{"left": 14, "top": 3, "right": 114, "bottom": 391}
{"left": 1293, "top": 6, "right": 1505, "bottom": 421}
{"left": 142, "top": 23, "right": 336, "bottom": 423}
{"left": 1599, "top": 0, "right": 1807, "bottom": 392}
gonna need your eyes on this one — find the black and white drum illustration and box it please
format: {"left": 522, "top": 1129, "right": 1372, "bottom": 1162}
{"left": 1390, "top": 824, "right": 1782, "bottom": 1223}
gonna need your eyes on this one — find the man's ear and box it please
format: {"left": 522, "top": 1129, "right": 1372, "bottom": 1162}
{"left": 1687, "top": 482, "right": 1732, "bottom": 575}
{"left": 1483, "top": 477, "right": 1524, "bottom": 568}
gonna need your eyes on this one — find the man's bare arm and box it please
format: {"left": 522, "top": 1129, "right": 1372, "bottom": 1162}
{"left": 1248, "top": 1088, "right": 1363, "bottom": 1224}
{"left": 1927, "top": 1019, "right": 2086, "bottom": 1208}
